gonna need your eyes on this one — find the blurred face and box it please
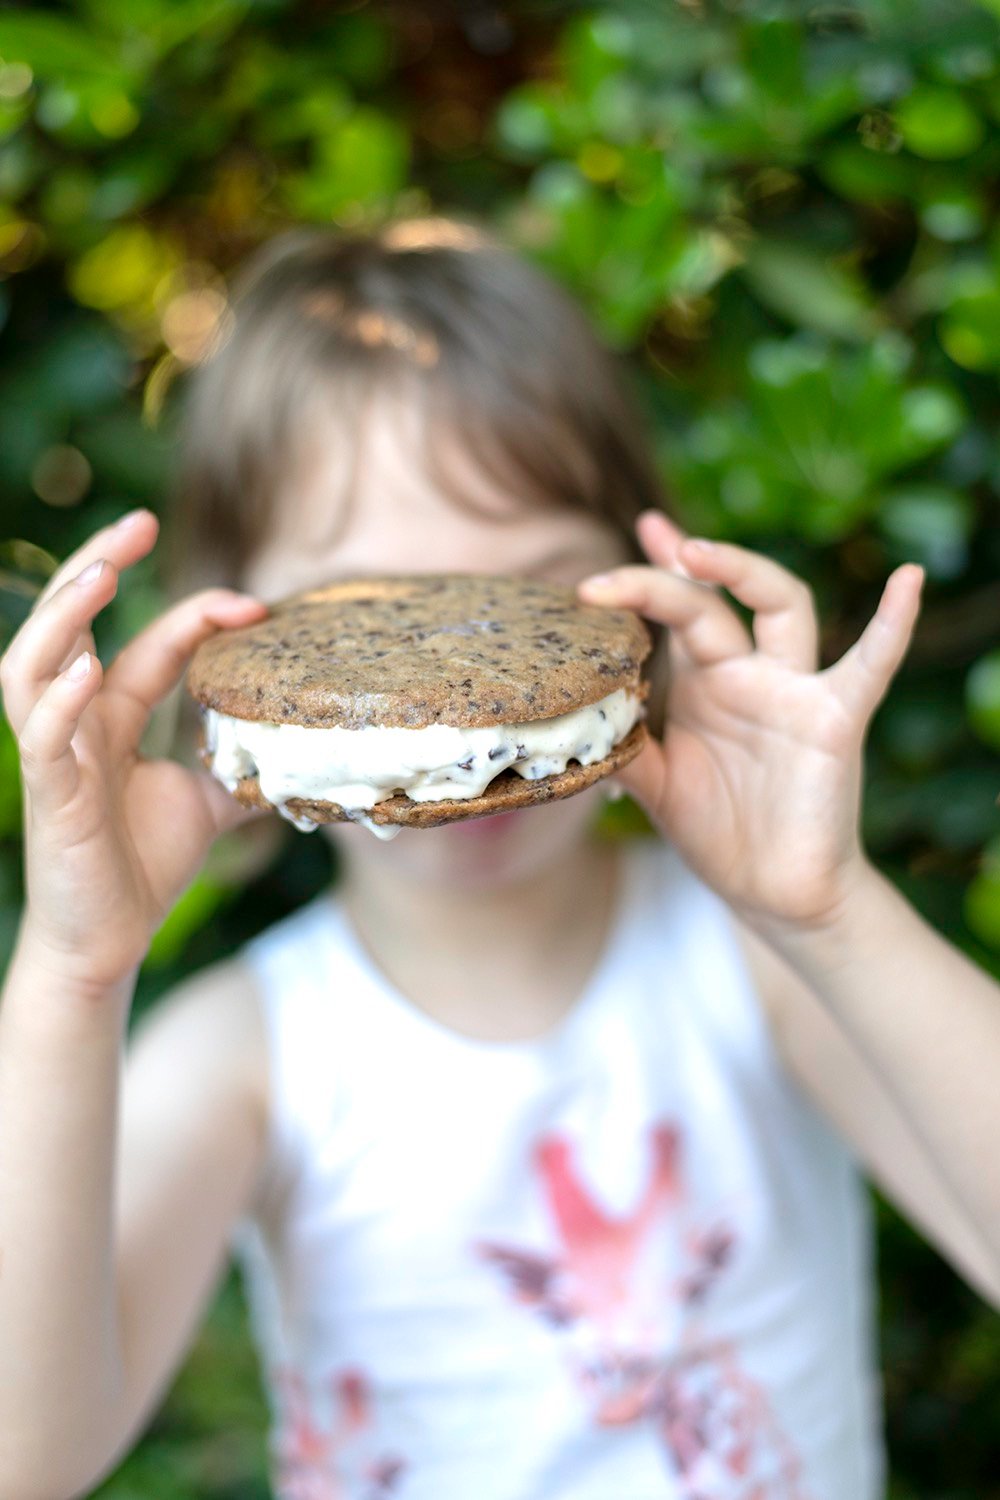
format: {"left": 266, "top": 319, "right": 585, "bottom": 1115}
{"left": 240, "top": 380, "right": 634, "bottom": 891}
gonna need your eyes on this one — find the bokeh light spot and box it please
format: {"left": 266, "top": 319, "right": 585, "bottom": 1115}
{"left": 31, "top": 445, "right": 93, "bottom": 508}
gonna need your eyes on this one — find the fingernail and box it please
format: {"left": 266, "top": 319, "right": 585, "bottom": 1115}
{"left": 66, "top": 650, "right": 92, "bottom": 680}
{"left": 684, "top": 538, "right": 715, "bottom": 552}
{"left": 117, "top": 507, "right": 151, "bottom": 528}
{"left": 580, "top": 574, "right": 612, "bottom": 589}
{"left": 76, "top": 558, "right": 105, "bottom": 586}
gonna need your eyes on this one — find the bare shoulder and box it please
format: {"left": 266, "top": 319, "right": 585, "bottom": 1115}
{"left": 111, "top": 950, "right": 273, "bottom": 1453}
{"left": 125, "top": 948, "right": 270, "bottom": 1150}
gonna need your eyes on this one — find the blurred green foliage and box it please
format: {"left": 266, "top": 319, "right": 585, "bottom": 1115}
{"left": 1, "top": 0, "right": 999, "bottom": 1494}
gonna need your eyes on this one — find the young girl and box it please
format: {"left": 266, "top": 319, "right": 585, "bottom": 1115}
{"left": 2, "top": 214, "right": 999, "bottom": 1500}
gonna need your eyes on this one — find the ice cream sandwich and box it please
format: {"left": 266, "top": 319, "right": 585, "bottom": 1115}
{"left": 185, "top": 574, "right": 651, "bottom": 838}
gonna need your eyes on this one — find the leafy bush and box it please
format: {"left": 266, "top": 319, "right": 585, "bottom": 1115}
{"left": 1, "top": 2, "right": 999, "bottom": 1494}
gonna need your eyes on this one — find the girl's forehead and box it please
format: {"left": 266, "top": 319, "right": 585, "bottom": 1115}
{"left": 244, "top": 386, "right": 629, "bottom": 600}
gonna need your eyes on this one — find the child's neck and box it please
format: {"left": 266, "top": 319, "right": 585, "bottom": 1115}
{"left": 337, "top": 837, "right": 624, "bottom": 1044}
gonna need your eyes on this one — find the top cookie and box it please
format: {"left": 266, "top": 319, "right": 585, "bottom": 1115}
{"left": 186, "top": 573, "right": 651, "bottom": 730}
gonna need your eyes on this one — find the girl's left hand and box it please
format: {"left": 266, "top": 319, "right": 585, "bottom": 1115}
{"left": 578, "top": 510, "right": 925, "bottom": 937}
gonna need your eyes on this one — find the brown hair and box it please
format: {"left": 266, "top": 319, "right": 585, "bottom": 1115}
{"left": 161, "top": 212, "right": 675, "bottom": 603}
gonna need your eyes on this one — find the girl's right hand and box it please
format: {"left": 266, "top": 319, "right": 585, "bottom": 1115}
{"left": 1, "top": 508, "right": 272, "bottom": 993}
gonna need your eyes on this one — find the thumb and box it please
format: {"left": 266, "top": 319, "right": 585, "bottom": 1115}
{"left": 610, "top": 736, "right": 667, "bottom": 824}
{"left": 196, "top": 767, "right": 273, "bottom": 838}
{"left": 823, "top": 564, "right": 924, "bottom": 721}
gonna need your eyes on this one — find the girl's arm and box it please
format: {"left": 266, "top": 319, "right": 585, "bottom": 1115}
{"left": 751, "top": 861, "right": 1000, "bottom": 1299}
{"left": 0, "top": 941, "right": 133, "bottom": 1499}
{"left": 735, "top": 903, "right": 1000, "bottom": 1307}
{"left": 0, "top": 940, "right": 266, "bottom": 1500}
{"left": 0, "top": 511, "right": 270, "bottom": 1499}
{"left": 579, "top": 509, "right": 1000, "bottom": 1299}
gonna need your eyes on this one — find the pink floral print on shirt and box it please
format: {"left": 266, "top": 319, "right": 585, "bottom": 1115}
{"left": 269, "top": 1362, "right": 406, "bottom": 1500}
{"left": 474, "top": 1120, "right": 807, "bottom": 1498}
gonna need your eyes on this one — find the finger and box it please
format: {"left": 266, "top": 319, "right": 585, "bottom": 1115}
{"left": 607, "top": 734, "right": 667, "bottom": 820}
{"left": 676, "top": 537, "right": 820, "bottom": 671}
{"left": 102, "top": 589, "right": 270, "bottom": 749}
{"left": 34, "top": 507, "right": 158, "bottom": 610}
{"left": 577, "top": 565, "right": 753, "bottom": 667}
{"left": 821, "top": 565, "right": 925, "bottom": 720}
{"left": 635, "top": 510, "right": 707, "bottom": 584}
{"left": 16, "top": 649, "right": 104, "bottom": 817}
{"left": 194, "top": 766, "right": 273, "bottom": 839}
{"left": 0, "top": 556, "right": 119, "bottom": 735}
{"left": 637, "top": 510, "right": 729, "bottom": 596}
{"left": 48, "top": 511, "right": 158, "bottom": 672}
{"left": 637, "top": 509, "right": 686, "bottom": 561}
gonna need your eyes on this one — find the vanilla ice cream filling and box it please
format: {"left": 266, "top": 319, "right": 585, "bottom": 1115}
{"left": 200, "top": 686, "right": 642, "bottom": 836}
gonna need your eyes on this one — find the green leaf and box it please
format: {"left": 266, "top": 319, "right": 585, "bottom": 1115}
{"left": 76, "top": 0, "right": 251, "bottom": 60}
{"left": 89, "top": 149, "right": 180, "bottom": 218}
{"left": 0, "top": 13, "right": 125, "bottom": 79}
{"left": 306, "top": 13, "right": 392, "bottom": 89}
{"left": 0, "top": 713, "right": 22, "bottom": 836}
{"left": 742, "top": 19, "right": 805, "bottom": 103}
{"left": 878, "top": 690, "right": 967, "bottom": 772}
{"left": 593, "top": 793, "right": 654, "bottom": 839}
{"left": 251, "top": 81, "right": 352, "bottom": 149}
{"left": 939, "top": 262, "right": 1000, "bottom": 370}
{"left": 558, "top": 13, "right": 633, "bottom": 99}
{"left": 0, "top": 132, "right": 48, "bottom": 200}
{"left": 672, "top": 335, "right": 965, "bottom": 545}
{"left": 819, "top": 141, "right": 917, "bottom": 204}
{"left": 496, "top": 87, "right": 557, "bottom": 156}
{"left": 0, "top": 320, "right": 131, "bottom": 417}
{"left": 919, "top": 187, "right": 984, "bottom": 241}
{"left": 966, "top": 649, "right": 1000, "bottom": 750}
{"left": 145, "top": 874, "right": 234, "bottom": 968}
{"left": 283, "top": 106, "right": 409, "bottom": 219}
{"left": 742, "top": 237, "right": 879, "bottom": 341}
{"left": 67, "top": 223, "right": 181, "bottom": 314}
{"left": 877, "top": 485, "right": 975, "bottom": 579}
{"left": 964, "top": 838, "right": 1000, "bottom": 950}
{"left": 896, "top": 84, "right": 985, "bottom": 159}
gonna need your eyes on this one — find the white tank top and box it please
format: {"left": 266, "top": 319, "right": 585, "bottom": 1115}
{"left": 229, "top": 837, "right": 885, "bottom": 1500}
